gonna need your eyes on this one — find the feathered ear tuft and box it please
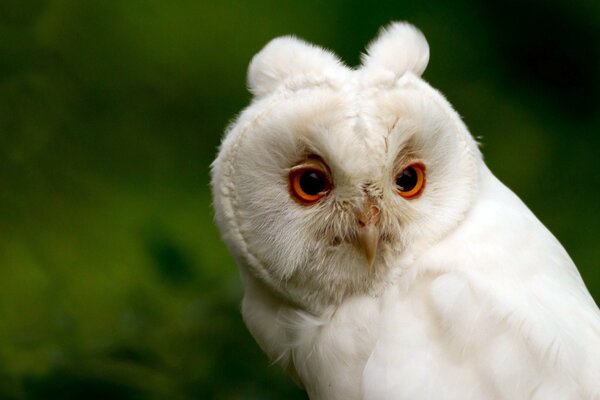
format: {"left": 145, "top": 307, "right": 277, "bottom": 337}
{"left": 361, "top": 22, "right": 430, "bottom": 78}
{"left": 247, "top": 36, "right": 343, "bottom": 97}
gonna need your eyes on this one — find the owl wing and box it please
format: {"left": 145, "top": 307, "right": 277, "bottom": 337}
{"left": 361, "top": 168, "right": 600, "bottom": 400}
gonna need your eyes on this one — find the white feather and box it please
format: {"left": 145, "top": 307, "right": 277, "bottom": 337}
{"left": 247, "top": 36, "right": 345, "bottom": 97}
{"left": 362, "top": 22, "right": 430, "bottom": 78}
{"left": 212, "top": 21, "right": 600, "bottom": 399}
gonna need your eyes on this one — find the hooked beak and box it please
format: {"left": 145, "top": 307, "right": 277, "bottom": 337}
{"left": 356, "top": 203, "right": 380, "bottom": 268}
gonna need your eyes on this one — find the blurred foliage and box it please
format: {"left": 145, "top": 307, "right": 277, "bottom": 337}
{"left": 0, "top": 0, "right": 598, "bottom": 398}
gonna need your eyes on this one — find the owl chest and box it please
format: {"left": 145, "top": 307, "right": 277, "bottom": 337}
{"left": 289, "top": 297, "right": 383, "bottom": 399}
{"left": 277, "top": 275, "right": 493, "bottom": 400}
{"left": 242, "top": 281, "right": 382, "bottom": 399}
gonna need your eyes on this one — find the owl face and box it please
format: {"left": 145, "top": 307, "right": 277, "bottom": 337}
{"left": 212, "top": 23, "right": 481, "bottom": 312}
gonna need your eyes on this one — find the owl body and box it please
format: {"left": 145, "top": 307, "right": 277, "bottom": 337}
{"left": 212, "top": 23, "right": 600, "bottom": 399}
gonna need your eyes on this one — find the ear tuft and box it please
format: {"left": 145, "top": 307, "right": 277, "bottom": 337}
{"left": 361, "top": 22, "right": 430, "bottom": 77}
{"left": 247, "top": 36, "right": 343, "bottom": 97}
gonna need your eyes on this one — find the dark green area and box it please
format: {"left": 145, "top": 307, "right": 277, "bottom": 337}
{"left": 0, "top": 1, "right": 598, "bottom": 398}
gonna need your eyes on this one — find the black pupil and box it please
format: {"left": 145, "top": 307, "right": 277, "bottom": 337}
{"left": 299, "top": 170, "right": 326, "bottom": 195}
{"left": 396, "top": 167, "right": 417, "bottom": 191}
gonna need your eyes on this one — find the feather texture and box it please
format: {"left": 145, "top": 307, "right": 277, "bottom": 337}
{"left": 211, "top": 22, "right": 600, "bottom": 399}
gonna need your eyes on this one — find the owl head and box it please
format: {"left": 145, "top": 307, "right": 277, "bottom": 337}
{"left": 212, "top": 22, "right": 482, "bottom": 313}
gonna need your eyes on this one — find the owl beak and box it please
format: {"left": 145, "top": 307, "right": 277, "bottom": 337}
{"left": 357, "top": 204, "right": 380, "bottom": 268}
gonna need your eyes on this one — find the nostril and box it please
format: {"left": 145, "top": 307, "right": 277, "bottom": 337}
{"left": 370, "top": 205, "right": 381, "bottom": 219}
{"left": 358, "top": 205, "right": 380, "bottom": 227}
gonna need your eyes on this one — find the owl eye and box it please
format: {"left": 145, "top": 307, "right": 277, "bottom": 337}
{"left": 395, "top": 163, "right": 426, "bottom": 199}
{"left": 289, "top": 163, "right": 332, "bottom": 204}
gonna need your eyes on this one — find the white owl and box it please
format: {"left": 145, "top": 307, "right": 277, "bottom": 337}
{"left": 211, "top": 22, "right": 600, "bottom": 399}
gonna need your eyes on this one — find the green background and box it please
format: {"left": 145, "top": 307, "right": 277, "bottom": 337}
{"left": 1, "top": 1, "right": 598, "bottom": 398}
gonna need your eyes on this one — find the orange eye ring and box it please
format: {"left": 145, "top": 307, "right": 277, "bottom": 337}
{"left": 395, "top": 163, "right": 426, "bottom": 199}
{"left": 289, "top": 163, "right": 332, "bottom": 205}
